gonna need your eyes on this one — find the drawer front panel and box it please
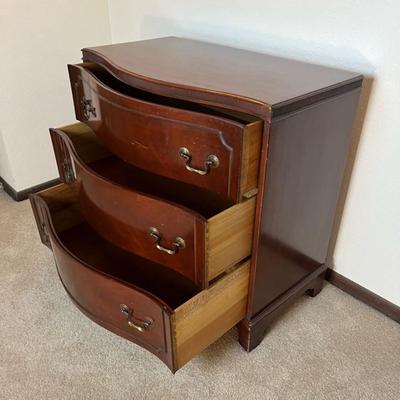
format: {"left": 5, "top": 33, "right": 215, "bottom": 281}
{"left": 30, "top": 187, "right": 250, "bottom": 372}
{"left": 30, "top": 195, "right": 174, "bottom": 368}
{"left": 51, "top": 129, "right": 207, "bottom": 287}
{"left": 68, "top": 64, "right": 246, "bottom": 201}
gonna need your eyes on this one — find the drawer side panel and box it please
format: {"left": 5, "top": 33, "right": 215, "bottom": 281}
{"left": 207, "top": 197, "right": 256, "bottom": 280}
{"left": 174, "top": 261, "right": 250, "bottom": 369}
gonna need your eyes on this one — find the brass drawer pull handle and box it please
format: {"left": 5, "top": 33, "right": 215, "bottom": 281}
{"left": 179, "top": 147, "right": 219, "bottom": 175}
{"left": 81, "top": 97, "right": 97, "bottom": 119}
{"left": 120, "top": 304, "right": 153, "bottom": 332}
{"left": 148, "top": 227, "right": 185, "bottom": 255}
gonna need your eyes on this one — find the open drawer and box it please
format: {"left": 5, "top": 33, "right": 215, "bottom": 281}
{"left": 30, "top": 185, "right": 250, "bottom": 372}
{"left": 68, "top": 63, "right": 262, "bottom": 202}
{"left": 50, "top": 123, "right": 256, "bottom": 288}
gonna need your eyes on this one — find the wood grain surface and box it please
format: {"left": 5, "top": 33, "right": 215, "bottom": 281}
{"left": 82, "top": 37, "right": 362, "bottom": 118}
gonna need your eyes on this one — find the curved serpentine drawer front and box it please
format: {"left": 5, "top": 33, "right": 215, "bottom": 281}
{"left": 30, "top": 186, "right": 250, "bottom": 372}
{"left": 50, "top": 123, "right": 256, "bottom": 288}
{"left": 68, "top": 63, "right": 262, "bottom": 203}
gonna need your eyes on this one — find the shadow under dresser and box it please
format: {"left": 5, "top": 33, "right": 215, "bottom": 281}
{"left": 30, "top": 37, "right": 363, "bottom": 372}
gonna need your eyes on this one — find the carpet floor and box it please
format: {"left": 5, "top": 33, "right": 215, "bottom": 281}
{"left": 0, "top": 189, "right": 399, "bottom": 400}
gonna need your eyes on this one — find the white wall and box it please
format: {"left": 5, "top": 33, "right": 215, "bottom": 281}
{"left": 107, "top": 0, "right": 400, "bottom": 305}
{"left": 0, "top": 0, "right": 111, "bottom": 190}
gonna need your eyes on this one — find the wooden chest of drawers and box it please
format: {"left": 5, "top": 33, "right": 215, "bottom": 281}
{"left": 30, "top": 37, "right": 363, "bottom": 372}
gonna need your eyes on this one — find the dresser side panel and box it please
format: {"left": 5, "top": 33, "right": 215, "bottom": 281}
{"left": 249, "top": 88, "right": 361, "bottom": 316}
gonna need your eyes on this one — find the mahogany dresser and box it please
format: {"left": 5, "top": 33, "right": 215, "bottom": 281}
{"left": 30, "top": 37, "right": 363, "bottom": 372}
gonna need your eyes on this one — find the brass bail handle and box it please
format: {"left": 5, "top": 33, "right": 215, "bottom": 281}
{"left": 179, "top": 147, "right": 219, "bottom": 175}
{"left": 120, "top": 304, "right": 153, "bottom": 332}
{"left": 148, "top": 227, "right": 186, "bottom": 255}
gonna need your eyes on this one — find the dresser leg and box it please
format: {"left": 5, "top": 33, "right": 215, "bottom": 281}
{"left": 238, "top": 268, "right": 328, "bottom": 352}
{"left": 238, "top": 318, "right": 269, "bottom": 352}
{"left": 305, "top": 271, "right": 326, "bottom": 297}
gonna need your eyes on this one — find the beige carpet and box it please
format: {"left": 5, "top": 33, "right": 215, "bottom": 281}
{"left": 0, "top": 189, "right": 399, "bottom": 400}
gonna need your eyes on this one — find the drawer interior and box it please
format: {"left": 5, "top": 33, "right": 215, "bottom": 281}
{"left": 40, "top": 184, "right": 200, "bottom": 308}
{"left": 55, "top": 123, "right": 256, "bottom": 283}
{"left": 35, "top": 184, "right": 250, "bottom": 371}
{"left": 69, "top": 63, "right": 263, "bottom": 203}
{"left": 80, "top": 62, "right": 260, "bottom": 125}
{"left": 59, "top": 123, "right": 234, "bottom": 218}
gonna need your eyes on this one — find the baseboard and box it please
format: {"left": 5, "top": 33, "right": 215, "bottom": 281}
{"left": 0, "top": 176, "right": 60, "bottom": 202}
{"left": 326, "top": 268, "right": 400, "bottom": 323}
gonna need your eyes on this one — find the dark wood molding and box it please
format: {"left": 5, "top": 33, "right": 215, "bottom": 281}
{"left": 272, "top": 80, "right": 363, "bottom": 118}
{"left": 326, "top": 268, "right": 400, "bottom": 323}
{"left": 82, "top": 37, "right": 362, "bottom": 121}
{"left": 0, "top": 176, "right": 60, "bottom": 202}
{"left": 239, "top": 266, "right": 327, "bottom": 351}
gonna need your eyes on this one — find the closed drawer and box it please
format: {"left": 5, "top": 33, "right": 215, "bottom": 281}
{"left": 30, "top": 186, "right": 250, "bottom": 372}
{"left": 51, "top": 123, "right": 256, "bottom": 288}
{"left": 68, "top": 63, "right": 262, "bottom": 202}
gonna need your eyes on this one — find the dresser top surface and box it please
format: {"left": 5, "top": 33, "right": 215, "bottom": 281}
{"left": 82, "top": 37, "right": 362, "bottom": 114}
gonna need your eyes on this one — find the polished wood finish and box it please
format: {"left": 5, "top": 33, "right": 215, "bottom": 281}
{"left": 238, "top": 269, "right": 326, "bottom": 351}
{"left": 52, "top": 126, "right": 206, "bottom": 287}
{"left": 82, "top": 37, "right": 362, "bottom": 119}
{"left": 248, "top": 89, "right": 362, "bottom": 317}
{"left": 31, "top": 37, "right": 364, "bottom": 371}
{"left": 68, "top": 63, "right": 262, "bottom": 202}
{"left": 50, "top": 124, "right": 256, "bottom": 287}
{"left": 31, "top": 185, "right": 249, "bottom": 372}
{"left": 241, "top": 88, "right": 362, "bottom": 349}
{"left": 30, "top": 187, "right": 177, "bottom": 369}
{"left": 54, "top": 124, "right": 233, "bottom": 218}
